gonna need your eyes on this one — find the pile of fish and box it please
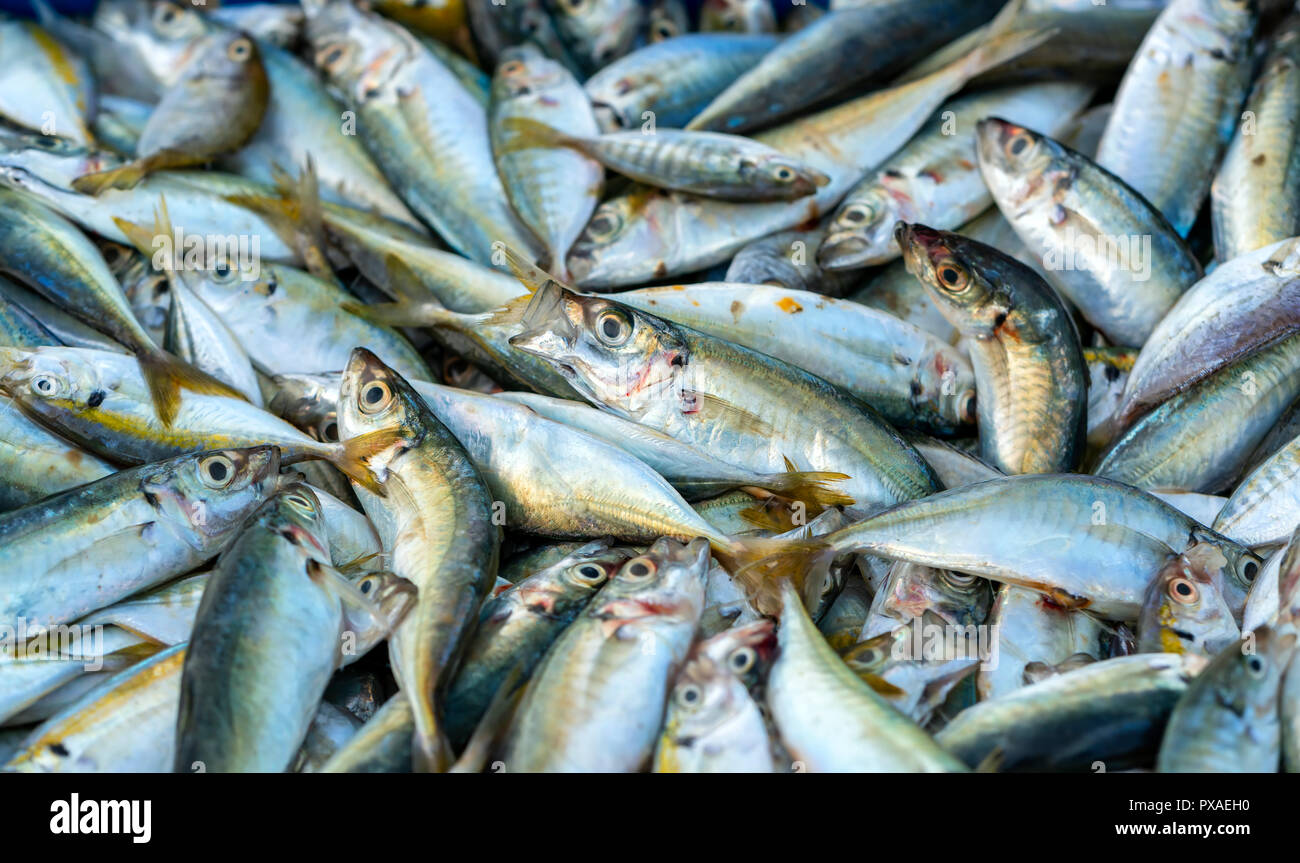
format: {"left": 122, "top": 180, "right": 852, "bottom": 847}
{"left": 1, "top": 0, "right": 1299, "bottom": 773}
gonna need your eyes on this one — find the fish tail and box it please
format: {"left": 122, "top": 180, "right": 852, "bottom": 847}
{"left": 962, "top": 0, "right": 1055, "bottom": 80}
{"left": 498, "top": 116, "right": 575, "bottom": 154}
{"left": 764, "top": 459, "right": 855, "bottom": 509}
{"left": 331, "top": 427, "right": 406, "bottom": 496}
{"left": 715, "top": 535, "right": 834, "bottom": 617}
{"left": 137, "top": 348, "right": 248, "bottom": 427}
{"left": 339, "top": 298, "right": 449, "bottom": 328}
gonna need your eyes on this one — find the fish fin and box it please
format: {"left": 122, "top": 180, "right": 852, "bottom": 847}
{"left": 960, "top": 0, "right": 1056, "bottom": 82}
{"left": 763, "top": 458, "right": 855, "bottom": 508}
{"left": 111, "top": 215, "right": 158, "bottom": 257}
{"left": 857, "top": 672, "right": 907, "bottom": 698}
{"left": 138, "top": 348, "right": 248, "bottom": 427}
{"left": 689, "top": 392, "right": 776, "bottom": 438}
{"left": 333, "top": 427, "right": 407, "bottom": 497}
{"left": 230, "top": 159, "right": 335, "bottom": 281}
{"left": 70, "top": 150, "right": 185, "bottom": 195}
{"left": 340, "top": 299, "right": 446, "bottom": 328}
{"left": 501, "top": 244, "right": 568, "bottom": 293}
{"left": 496, "top": 116, "right": 576, "bottom": 155}
{"left": 738, "top": 499, "right": 799, "bottom": 533}
{"left": 448, "top": 666, "right": 525, "bottom": 773}
{"left": 335, "top": 552, "right": 384, "bottom": 576}
{"left": 715, "top": 535, "right": 834, "bottom": 617}
{"left": 379, "top": 254, "right": 428, "bottom": 303}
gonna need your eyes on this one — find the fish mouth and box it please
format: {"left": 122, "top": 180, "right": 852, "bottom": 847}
{"left": 817, "top": 232, "right": 874, "bottom": 270}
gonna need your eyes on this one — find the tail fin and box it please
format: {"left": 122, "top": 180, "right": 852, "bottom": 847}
{"left": 137, "top": 348, "right": 248, "bottom": 427}
{"left": 761, "top": 458, "right": 854, "bottom": 509}
{"left": 71, "top": 160, "right": 149, "bottom": 195}
{"left": 330, "top": 427, "right": 406, "bottom": 497}
{"left": 959, "top": 0, "right": 1054, "bottom": 82}
{"left": 714, "top": 535, "right": 834, "bottom": 617}
{"left": 226, "top": 158, "right": 337, "bottom": 283}
{"left": 498, "top": 116, "right": 578, "bottom": 155}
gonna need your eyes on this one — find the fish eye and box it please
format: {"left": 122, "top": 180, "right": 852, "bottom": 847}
{"left": 358, "top": 380, "right": 393, "bottom": 414}
{"left": 358, "top": 575, "right": 377, "bottom": 595}
{"left": 34, "top": 136, "right": 60, "bottom": 150}
{"left": 1241, "top": 558, "right": 1260, "bottom": 583}
{"left": 317, "top": 416, "right": 339, "bottom": 442}
{"left": 770, "top": 164, "right": 797, "bottom": 183}
{"left": 654, "top": 21, "right": 677, "bottom": 40}
{"left": 1167, "top": 576, "right": 1199, "bottom": 605}
{"left": 839, "top": 203, "right": 875, "bottom": 226}
{"left": 199, "top": 454, "right": 235, "bottom": 488}
{"left": 227, "top": 38, "right": 253, "bottom": 62}
{"left": 500, "top": 60, "right": 525, "bottom": 76}
{"left": 622, "top": 556, "right": 657, "bottom": 581}
{"left": 152, "top": 2, "right": 183, "bottom": 30}
{"left": 595, "top": 308, "right": 632, "bottom": 346}
{"left": 729, "top": 646, "right": 757, "bottom": 674}
{"left": 569, "top": 562, "right": 608, "bottom": 585}
{"left": 211, "top": 260, "right": 239, "bottom": 283}
{"left": 316, "top": 43, "right": 350, "bottom": 73}
{"left": 585, "top": 211, "right": 621, "bottom": 242}
{"left": 674, "top": 683, "right": 703, "bottom": 709}
{"left": 935, "top": 259, "right": 971, "bottom": 293}
{"left": 1004, "top": 131, "right": 1033, "bottom": 159}
{"left": 1246, "top": 654, "right": 1266, "bottom": 677}
{"left": 30, "top": 374, "right": 62, "bottom": 397}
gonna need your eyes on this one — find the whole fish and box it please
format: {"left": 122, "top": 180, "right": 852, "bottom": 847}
{"left": 1094, "top": 0, "right": 1257, "bottom": 236}
{"left": 72, "top": 31, "right": 270, "bottom": 194}
{"left": 443, "top": 540, "right": 633, "bottom": 747}
{"left": 0, "top": 446, "right": 280, "bottom": 627}
{"left": 502, "top": 122, "right": 829, "bottom": 202}
{"left": 818, "top": 474, "right": 1261, "bottom": 622}
{"left": 976, "top": 118, "right": 1202, "bottom": 347}
{"left": 499, "top": 537, "right": 707, "bottom": 772}
{"left": 1211, "top": 14, "right": 1300, "bottom": 261}
{"left": 617, "top": 281, "right": 976, "bottom": 435}
{"left": 1157, "top": 627, "right": 1292, "bottom": 772}
{"left": 490, "top": 45, "right": 602, "bottom": 281}
{"left": 898, "top": 223, "right": 1087, "bottom": 474}
{"left": 654, "top": 620, "right": 779, "bottom": 773}
{"left": 508, "top": 275, "right": 940, "bottom": 522}
{"left": 336, "top": 348, "right": 500, "bottom": 772}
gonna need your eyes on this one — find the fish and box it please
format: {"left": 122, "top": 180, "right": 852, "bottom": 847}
{"left": 499, "top": 537, "right": 708, "bottom": 771}
{"left": 335, "top": 348, "right": 500, "bottom": 772}
{"left": 1136, "top": 548, "right": 1241, "bottom": 657}
{"left": 0, "top": 446, "right": 280, "bottom": 628}
{"left": 898, "top": 222, "right": 1087, "bottom": 474}
{"left": 72, "top": 31, "right": 270, "bottom": 194}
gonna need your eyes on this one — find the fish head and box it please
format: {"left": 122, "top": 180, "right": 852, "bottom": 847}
{"left": 248, "top": 481, "right": 333, "bottom": 562}
{"left": 1216, "top": 624, "right": 1294, "bottom": 719}
{"left": 93, "top": 0, "right": 212, "bottom": 89}
{"left": 658, "top": 648, "right": 754, "bottom": 767}
{"left": 545, "top": 0, "right": 642, "bottom": 71}
{"left": 974, "top": 118, "right": 1059, "bottom": 213}
{"left": 737, "top": 153, "right": 830, "bottom": 200}
{"left": 509, "top": 540, "right": 633, "bottom": 617}
{"left": 896, "top": 222, "right": 1009, "bottom": 337}
{"left": 694, "top": 618, "right": 777, "bottom": 690}
{"left": 0, "top": 129, "right": 108, "bottom": 190}
{"left": 0, "top": 345, "right": 111, "bottom": 421}
{"left": 337, "top": 347, "right": 424, "bottom": 477}
{"left": 699, "top": 0, "right": 773, "bottom": 32}
{"left": 492, "top": 44, "right": 569, "bottom": 102}
{"left": 180, "top": 30, "right": 266, "bottom": 91}
{"left": 590, "top": 536, "right": 710, "bottom": 629}
{"left": 305, "top": 0, "right": 412, "bottom": 105}
{"left": 566, "top": 192, "right": 665, "bottom": 286}
{"left": 1202, "top": 532, "right": 1264, "bottom": 622}
{"left": 269, "top": 371, "right": 343, "bottom": 443}
{"left": 508, "top": 278, "right": 687, "bottom": 419}
{"left": 350, "top": 569, "right": 417, "bottom": 625}
{"left": 1278, "top": 528, "right": 1300, "bottom": 625}
{"left": 818, "top": 187, "right": 899, "bottom": 270}
{"left": 1138, "top": 549, "right": 1241, "bottom": 657}
{"left": 147, "top": 445, "right": 283, "bottom": 551}
{"left": 647, "top": 0, "right": 687, "bottom": 42}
